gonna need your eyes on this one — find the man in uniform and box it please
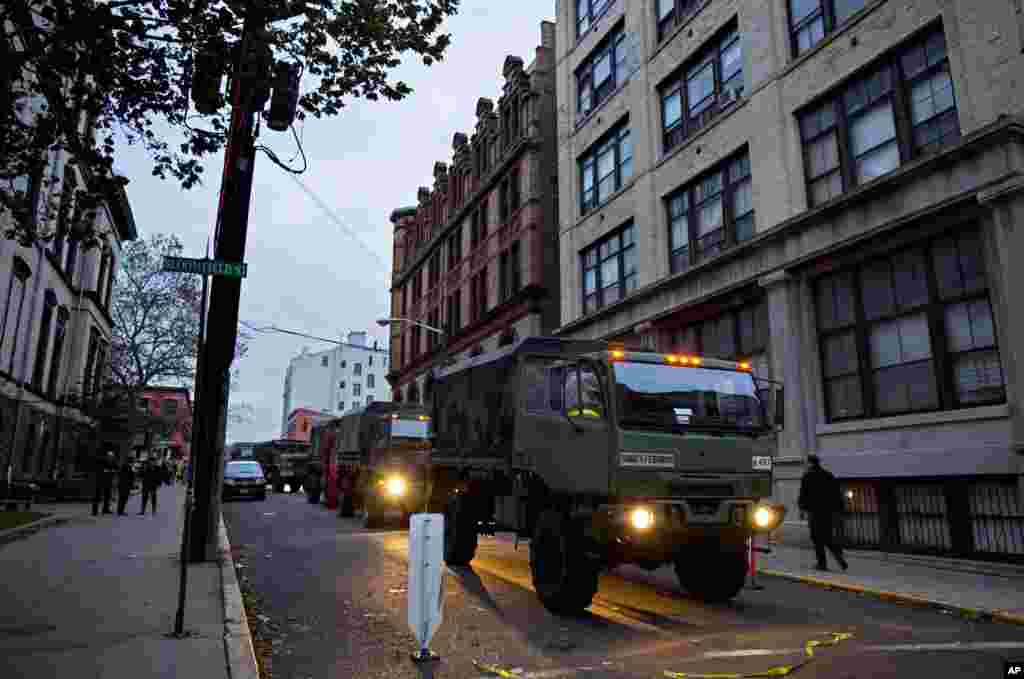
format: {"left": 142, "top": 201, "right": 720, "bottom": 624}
{"left": 798, "top": 455, "right": 849, "bottom": 572}
{"left": 91, "top": 450, "right": 117, "bottom": 516}
{"left": 116, "top": 459, "right": 135, "bottom": 515}
{"left": 139, "top": 459, "right": 162, "bottom": 515}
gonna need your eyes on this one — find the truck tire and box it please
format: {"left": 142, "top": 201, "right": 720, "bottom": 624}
{"left": 274, "top": 482, "right": 285, "bottom": 494}
{"left": 530, "top": 509, "right": 598, "bottom": 615}
{"left": 674, "top": 549, "right": 747, "bottom": 603}
{"left": 443, "top": 495, "right": 478, "bottom": 566}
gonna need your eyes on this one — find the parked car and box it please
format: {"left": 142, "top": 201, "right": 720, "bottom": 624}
{"left": 223, "top": 461, "right": 267, "bottom": 501}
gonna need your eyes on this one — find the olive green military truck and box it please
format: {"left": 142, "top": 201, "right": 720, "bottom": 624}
{"left": 425, "top": 336, "right": 784, "bottom": 614}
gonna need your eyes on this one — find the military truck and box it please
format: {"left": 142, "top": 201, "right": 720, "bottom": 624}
{"left": 425, "top": 336, "right": 785, "bottom": 613}
{"left": 252, "top": 439, "right": 312, "bottom": 493}
{"left": 331, "top": 402, "right": 432, "bottom": 528}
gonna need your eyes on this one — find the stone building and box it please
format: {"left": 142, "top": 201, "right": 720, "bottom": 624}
{"left": 553, "top": 0, "right": 1024, "bottom": 557}
{"left": 386, "top": 22, "right": 562, "bottom": 404}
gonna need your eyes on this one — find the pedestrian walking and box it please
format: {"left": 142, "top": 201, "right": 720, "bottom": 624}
{"left": 116, "top": 460, "right": 135, "bottom": 515}
{"left": 91, "top": 451, "right": 117, "bottom": 516}
{"left": 798, "top": 454, "right": 849, "bottom": 572}
{"left": 139, "top": 460, "right": 162, "bottom": 515}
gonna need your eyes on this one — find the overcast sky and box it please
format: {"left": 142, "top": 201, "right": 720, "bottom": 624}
{"left": 115, "top": 1, "right": 557, "bottom": 444}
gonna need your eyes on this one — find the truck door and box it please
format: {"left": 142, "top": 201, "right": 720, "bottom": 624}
{"left": 521, "top": 359, "right": 610, "bottom": 494}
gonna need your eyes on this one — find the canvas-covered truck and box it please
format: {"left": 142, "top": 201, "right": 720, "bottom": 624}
{"left": 253, "top": 439, "right": 312, "bottom": 493}
{"left": 332, "top": 402, "right": 432, "bottom": 528}
{"left": 425, "top": 336, "right": 785, "bottom": 614}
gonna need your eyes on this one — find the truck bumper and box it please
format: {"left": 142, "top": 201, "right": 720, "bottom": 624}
{"left": 591, "top": 500, "right": 778, "bottom": 565}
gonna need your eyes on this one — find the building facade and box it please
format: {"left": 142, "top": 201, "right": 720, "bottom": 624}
{"left": 280, "top": 330, "right": 391, "bottom": 435}
{"left": 386, "top": 22, "right": 562, "bottom": 404}
{"left": 137, "top": 386, "right": 193, "bottom": 461}
{"left": 0, "top": 175, "right": 136, "bottom": 481}
{"left": 554, "top": 0, "right": 1024, "bottom": 557}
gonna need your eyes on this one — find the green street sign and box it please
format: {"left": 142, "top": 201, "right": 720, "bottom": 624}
{"left": 162, "top": 256, "right": 248, "bottom": 278}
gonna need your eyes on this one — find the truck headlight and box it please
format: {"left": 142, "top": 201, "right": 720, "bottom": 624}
{"left": 753, "top": 506, "right": 774, "bottom": 528}
{"left": 385, "top": 476, "right": 407, "bottom": 497}
{"left": 630, "top": 507, "right": 655, "bottom": 531}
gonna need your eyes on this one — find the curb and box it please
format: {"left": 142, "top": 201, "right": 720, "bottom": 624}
{"left": 760, "top": 568, "right": 1024, "bottom": 626}
{"left": 0, "top": 514, "right": 67, "bottom": 545}
{"left": 218, "top": 514, "right": 260, "bottom": 679}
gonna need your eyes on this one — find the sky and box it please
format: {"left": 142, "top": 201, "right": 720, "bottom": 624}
{"left": 115, "top": 1, "right": 558, "bottom": 444}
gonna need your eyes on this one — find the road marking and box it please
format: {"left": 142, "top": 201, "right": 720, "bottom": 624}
{"left": 699, "top": 640, "right": 1024, "bottom": 659}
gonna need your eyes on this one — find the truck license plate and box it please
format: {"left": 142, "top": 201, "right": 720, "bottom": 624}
{"left": 752, "top": 456, "right": 772, "bottom": 471}
{"left": 620, "top": 452, "right": 675, "bottom": 469}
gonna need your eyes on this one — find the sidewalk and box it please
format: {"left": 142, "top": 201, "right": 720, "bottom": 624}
{"left": 759, "top": 538, "right": 1024, "bottom": 625}
{"left": 0, "top": 485, "right": 234, "bottom": 679}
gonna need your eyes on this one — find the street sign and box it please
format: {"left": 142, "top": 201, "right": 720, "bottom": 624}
{"left": 162, "top": 256, "right": 248, "bottom": 278}
{"left": 408, "top": 513, "right": 444, "bottom": 662}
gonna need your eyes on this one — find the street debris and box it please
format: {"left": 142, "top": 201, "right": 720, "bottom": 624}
{"left": 474, "top": 661, "right": 524, "bottom": 677}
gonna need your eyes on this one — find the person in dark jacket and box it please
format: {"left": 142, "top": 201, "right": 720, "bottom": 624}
{"left": 116, "top": 461, "right": 135, "bottom": 515}
{"left": 139, "top": 460, "right": 162, "bottom": 515}
{"left": 91, "top": 451, "right": 117, "bottom": 516}
{"left": 798, "top": 455, "right": 849, "bottom": 572}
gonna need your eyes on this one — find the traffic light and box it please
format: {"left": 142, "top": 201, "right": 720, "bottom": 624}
{"left": 191, "top": 42, "right": 225, "bottom": 115}
{"left": 266, "top": 61, "right": 301, "bottom": 131}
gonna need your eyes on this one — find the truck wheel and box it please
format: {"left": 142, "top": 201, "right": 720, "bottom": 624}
{"left": 530, "top": 509, "right": 598, "bottom": 615}
{"left": 443, "top": 495, "right": 478, "bottom": 566}
{"left": 274, "top": 482, "right": 285, "bottom": 494}
{"left": 675, "top": 550, "right": 747, "bottom": 603}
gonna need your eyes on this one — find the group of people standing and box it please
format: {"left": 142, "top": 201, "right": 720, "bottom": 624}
{"left": 91, "top": 450, "right": 175, "bottom": 517}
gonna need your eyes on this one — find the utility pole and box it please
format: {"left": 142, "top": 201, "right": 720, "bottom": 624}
{"left": 188, "top": 7, "right": 266, "bottom": 562}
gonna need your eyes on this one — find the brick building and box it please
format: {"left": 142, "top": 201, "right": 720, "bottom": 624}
{"left": 553, "top": 0, "right": 1024, "bottom": 557}
{"left": 386, "top": 22, "right": 562, "bottom": 404}
{"left": 284, "top": 407, "right": 331, "bottom": 443}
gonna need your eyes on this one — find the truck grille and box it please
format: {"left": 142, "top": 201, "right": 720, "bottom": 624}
{"left": 677, "top": 484, "right": 733, "bottom": 497}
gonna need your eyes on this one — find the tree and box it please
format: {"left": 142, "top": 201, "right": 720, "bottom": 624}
{"left": 1, "top": 0, "right": 459, "bottom": 244}
{"left": 108, "top": 232, "right": 249, "bottom": 393}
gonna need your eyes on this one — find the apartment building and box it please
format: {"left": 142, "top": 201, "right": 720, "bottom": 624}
{"left": 280, "top": 330, "right": 391, "bottom": 435}
{"left": 554, "top": 0, "right": 1024, "bottom": 558}
{"left": 386, "top": 22, "right": 562, "bottom": 404}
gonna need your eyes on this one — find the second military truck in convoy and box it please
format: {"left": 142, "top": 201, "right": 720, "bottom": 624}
{"left": 424, "top": 336, "right": 785, "bottom": 613}
{"left": 324, "top": 402, "right": 432, "bottom": 527}
{"left": 252, "top": 439, "right": 312, "bottom": 493}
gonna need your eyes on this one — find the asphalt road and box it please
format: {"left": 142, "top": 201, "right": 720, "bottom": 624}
{"left": 223, "top": 492, "right": 1024, "bottom": 679}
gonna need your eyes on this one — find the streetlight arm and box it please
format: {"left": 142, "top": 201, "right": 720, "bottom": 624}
{"left": 377, "top": 317, "right": 446, "bottom": 338}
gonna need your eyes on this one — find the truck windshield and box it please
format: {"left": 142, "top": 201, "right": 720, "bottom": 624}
{"left": 388, "top": 419, "right": 429, "bottom": 439}
{"left": 613, "top": 362, "right": 764, "bottom": 432}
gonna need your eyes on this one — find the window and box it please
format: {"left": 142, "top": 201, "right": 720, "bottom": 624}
{"left": 579, "top": 121, "right": 633, "bottom": 214}
{"left": 509, "top": 170, "right": 520, "bottom": 212}
{"left": 339, "top": 380, "right": 346, "bottom": 389}
{"left": 427, "top": 309, "right": 440, "bottom": 350}
{"left": 447, "top": 289, "right": 462, "bottom": 333}
{"left": 321, "top": 355, "right": 329, "bottom": 367}
{"left": 83, "top": 328, "right": 100, "bottom": 396}
{"left": 341, "top": 360, "right": 347, "bottom": 369}
{"left": 352, "top": 401, "right": 359, "bottom": 411}
{"left": 367, "top": 395, "right": 373, "bottom": 405}
{"left": 471, "top": 268, "right": 488, "bottom": 322}
{"left": 367, "top": 374, "right": 375, "bottom": 389}
{"left": 338, "top": 401, "right": 344, "bottom": 410}
{"left": 789, "top": 0, "right": 867, "bottom": 56}
{"left": 581, "top": 222, "right": 637, "bottom": 314}
{"left": 448, "top": 226, "right": 462, "bottom": 269}
{"left": 576, "top": 26, "right": 627, "bottom": 117}
{"left": 656, "top": 0, "right": 705, "bottom": 42}
{"left": 799, "top": 27, "right": 958, "bottom": 208}
{"left": 1, "top": 257, "right": 31, "bottom": 374}
{"left": 368, "top": 354, "right": 374, "bottom": 367}
{"left": 499, "top": 179, "right": 509, "bottom": 222}
{"left": 499, "top": 250, "right": 511, "bottom": 302}
{"left": 660, "top": 26, "right": 743, "bottom": 153}
{"left": 46, "top": 306, "right": 68, "bottom": 397}
{"left": 471, "top": 207, "right": 482, "bottom": 248}
{"left": 667, "top": 150, "right": 753, "bottom": 272}
{"left": 428, "top": 251, "right": 441, "bottom": 287}
{"left": 510, "top": 242, "right": 522, "bottom": 295}
{"left": 138, "top": 397, "right": 151, "bottom": 412}
{"left": 354, "top": 383, "right": 362, "bottom": 397}
{"left": 354, "top": 362, "right": 362, "bottom": 376}
{"left": 32, "top": 291, "right": 56, "bottom": 391}
{"left": 161, "top": 399, "right": 179, "bottom": 417}
{"left": 576, "top": 0, "right": 611, "bottom": 37}
{"left": 815, "top": 229, "right": 1003, "bottom": 422}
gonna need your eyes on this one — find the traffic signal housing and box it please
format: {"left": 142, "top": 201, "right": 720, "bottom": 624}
{"left": 266, "top": 61, "right": 301, "bottom": 132}
{"left": 191, "top": 42, "right": 226, "bottom": 115}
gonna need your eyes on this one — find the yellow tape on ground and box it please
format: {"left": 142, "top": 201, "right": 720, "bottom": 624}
{"left": 663, "top": 632, "right": 853, "bottom": 679}
{"left": 475, "top": 661, "right": 519, "bottom": 677}
{"left": 804, "top": 632, "right": 853, "bottom": 658}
